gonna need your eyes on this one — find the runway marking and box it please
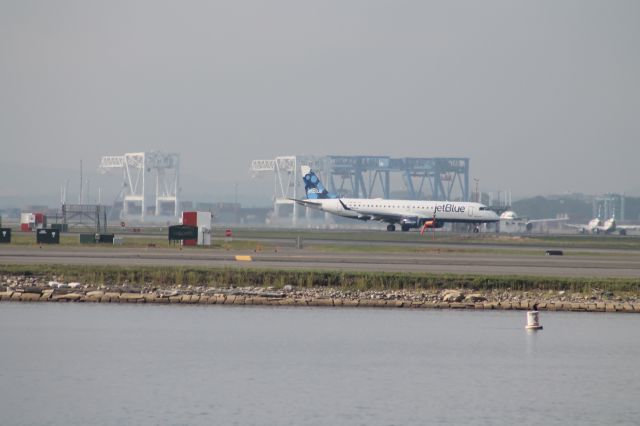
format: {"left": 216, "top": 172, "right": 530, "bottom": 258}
{"left": 235, "top": 255, "right": 253, "bottom": 262}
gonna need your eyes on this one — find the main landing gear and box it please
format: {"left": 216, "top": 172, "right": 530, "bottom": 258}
{"left": 387, "top": 224, "right": 396, "bottom": 232}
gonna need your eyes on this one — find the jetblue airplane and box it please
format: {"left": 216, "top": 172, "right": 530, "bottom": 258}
{"left": 292, "top": 167, "right": 499, "bottom": 233}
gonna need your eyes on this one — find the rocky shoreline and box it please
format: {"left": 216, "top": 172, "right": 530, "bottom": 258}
{"left": 1, "top": 274, "right": 639, "bottom": 313}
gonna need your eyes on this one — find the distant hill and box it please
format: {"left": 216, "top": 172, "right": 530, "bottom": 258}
{"left": 512, "top": 196, "right": 591, "bottom": 222}
{"left": 513, "top": 195, "right": 640, "bottom": 223}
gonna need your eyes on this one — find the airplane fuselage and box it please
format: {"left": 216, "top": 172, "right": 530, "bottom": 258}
{"left": 303, "top": 198, "right": 499, "bottom": 227}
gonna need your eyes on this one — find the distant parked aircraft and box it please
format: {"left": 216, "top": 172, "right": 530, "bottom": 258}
{"left": 565, "top": 209, "right": 639, "bottom": 235}
{"left": 498, "top": 210, "right": 568, "bottom": 233}
{"left": 291, "top": 167, "right": 499, "bottom": 233}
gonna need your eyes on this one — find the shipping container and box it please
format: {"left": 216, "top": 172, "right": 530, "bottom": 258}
{"left": 181, "top": 211, "right": 198, "bottom": 245}
{"left": 97, "top": 234, "right": 114, "bottom": 244}
{"left": 79, "top": 234, "right": 96, "bottom": 244}
{"left": 34, "top": 213, "right": 46, "bottom": 229}
{"left": 20, "top": 212, "right": 34, "bottom": 231}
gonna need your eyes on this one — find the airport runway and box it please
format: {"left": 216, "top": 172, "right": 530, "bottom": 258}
{"left": 1, "top": 246, "right": 640, "bottom": 278}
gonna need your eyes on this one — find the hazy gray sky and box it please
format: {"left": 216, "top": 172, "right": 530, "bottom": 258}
{"left": 1, "top": 0, "right": 639, "bottom": 205}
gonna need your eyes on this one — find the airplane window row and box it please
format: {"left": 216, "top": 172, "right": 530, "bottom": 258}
{"left": 350, "top": 204, "right": 443, "bottom": 210}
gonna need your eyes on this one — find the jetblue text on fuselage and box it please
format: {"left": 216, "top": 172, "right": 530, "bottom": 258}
{"left": 435, "top": 203, "right": 465, "bottom": 213}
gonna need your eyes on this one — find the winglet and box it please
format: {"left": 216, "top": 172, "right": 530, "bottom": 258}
{"left": 338, "top": 199, "right": 351, "bottom": 210}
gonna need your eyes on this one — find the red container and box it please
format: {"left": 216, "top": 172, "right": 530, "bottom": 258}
{"left": 21, "top": 223, "right": 30, "bottom": 232}
{"left": 182, "top": 212, "right": 198, "bottom": 245}
{"left": 182, "top": 211, "right": 197, "bottom": 226}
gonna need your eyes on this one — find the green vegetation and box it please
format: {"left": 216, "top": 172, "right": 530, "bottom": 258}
{"left": 1, "top": 264, "right": 638, "bottom": 294}
{"left": 6, "top": 227, "right": 640, "bottom": 251}
{"left": 223, "top": 228, "right": 640, "bottom": 250}
{"left": 4, "top": 232, "right": 264, "bottom": 251}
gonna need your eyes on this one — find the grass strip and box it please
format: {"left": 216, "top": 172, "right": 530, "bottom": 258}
{"left": 1, "top": 264, "right": 638, "bottom": 294}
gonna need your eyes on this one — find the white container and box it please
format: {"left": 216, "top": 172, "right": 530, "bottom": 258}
{"left": 196, "top": 212, "right": 212, "bottom": 246}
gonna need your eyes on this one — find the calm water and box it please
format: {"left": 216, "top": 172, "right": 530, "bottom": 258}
{"left": 1, "top": 303, "right": 639, "bottom": 426}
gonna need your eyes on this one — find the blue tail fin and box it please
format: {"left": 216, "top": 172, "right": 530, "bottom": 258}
{"left": 301, "top": 166, "right": 336, "bottom": 199}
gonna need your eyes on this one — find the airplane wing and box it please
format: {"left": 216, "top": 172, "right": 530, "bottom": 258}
{"left": 526, "top": 217, "right": 569, "bottom": 225}
{"left": 337, "top": 200, "right": 429, "bottom": 223}
{"left": 563, "top": 223, "right": 585, "bottom": 229}
{"left": 616, "top": 224, "right": 640, "bottom": 231}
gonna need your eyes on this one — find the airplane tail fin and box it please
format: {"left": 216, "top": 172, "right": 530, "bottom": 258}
{"left": 301, "top": 166, "right": 336, "bottom": 199}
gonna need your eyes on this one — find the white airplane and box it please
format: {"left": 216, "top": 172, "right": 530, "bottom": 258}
{"left": 565, "top": 215, "right": 604, "bottom": 234}
{"left": 498, "top": 210, "right": 568, "bottom": 233}
{"left": 292, "top": 167, "right": 499, "bottom": 233}
{"left": 565, "top": 209, "right": 640, "bottom": 235}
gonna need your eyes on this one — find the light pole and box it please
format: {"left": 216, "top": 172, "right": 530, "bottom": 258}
{"left": 474, "top": 178, "right": 479, "bottom": 203}
{"left": 234, "top": 182, "right": 239, "bottom": 224}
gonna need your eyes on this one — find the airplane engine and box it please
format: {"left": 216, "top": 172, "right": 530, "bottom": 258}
{"left": 526, "top": 223, "right": 534, "bottom": 232}
{"left": 400, "top": 217, "right": 419, "bottom": 232}
{"left": 400, "top": 217, "right": 419, "bottom": 227}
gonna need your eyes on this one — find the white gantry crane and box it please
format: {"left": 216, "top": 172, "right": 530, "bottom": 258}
{"left": 249, "top": 155, "right": 319, "bottom": 225}
{"left": 98, "top": 152, "right": 180, "bottom": 222}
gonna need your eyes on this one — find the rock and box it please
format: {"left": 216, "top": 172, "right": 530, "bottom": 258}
{"left": 120, "top": 293, "right": 145, "bottom": 302}
{"left": 52, "top": 293, "right": 83, "bottom": 301}
{"left": 314, "top": 298, "right": 334, "bottom": 307}
{"left": 180, "top": 295, "right": 194, "bottom": 303}
{"left": 21, "top": 293, "right": 42, "bottom": 302}
{"left": 464, "top": 293, "right": 486, "bottom": 303}
{"left": 442, "top": 290, "right": 464, "bottom": 303}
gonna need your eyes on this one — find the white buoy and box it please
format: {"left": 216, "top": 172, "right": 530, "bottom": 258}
{"left": 525, "top": 311, "right": 543, "bottom": 330}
